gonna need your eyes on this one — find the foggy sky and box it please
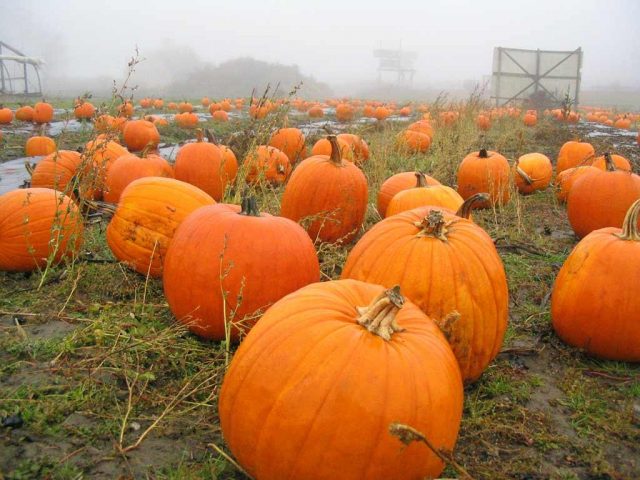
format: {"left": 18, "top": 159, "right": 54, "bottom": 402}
{"left": 2, "top": 0, "right": 639, "bottom": 91}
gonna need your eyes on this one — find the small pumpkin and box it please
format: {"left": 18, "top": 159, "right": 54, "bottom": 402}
{"left": 122, "top": 119, "right": 161, "bottom": 152}
{"left": 31, "top": 150, "right": 83, "bottom": 195}
{"left": 33, "top": 102, "right": 54, "bottom": 124}
{"left": 174, "top": 130, "right": 238, "bottom": 201}
{"left": 456, "top": 148, "right": 511, "bottom": 208}
{"left": 555, "top": 165, "right": 599, "bottom": 203}
{"left": 377, "top": 171, "right": 441, "bottom": 217}
{"left": 591, "top": 153, "right": 632, "bottom": 172}
{"left": 25, "top": 135, "right": 56, "bottom": 157}
{"left": 556, "top": 140, "right": 595, "bottom": 173}
{"left": 268, "top": 127, "right": 307, "bottom": 163}
{"left": 514, "top": 153, "right": 553, "bottom": 195}
{"left": 396, "top": 130, "right": 431, "bottom": 153}
{"left": 15, "top": 106, "right": 34, "bottom": 122}
{"left": 0, "top": 107, "right": 14, "bottom": 124}
{"left": 244, "top": 146, "right": 291, "bottom": 185}
{"left": 386, "top": 172, "right": 463, "bottom": 217}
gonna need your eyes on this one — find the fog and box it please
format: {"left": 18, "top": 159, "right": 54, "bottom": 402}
{"left": 1, "top": 0, "right": 639, "bottom": 99}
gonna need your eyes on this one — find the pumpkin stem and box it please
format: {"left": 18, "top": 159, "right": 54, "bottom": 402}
{"left": 414, "top": 210, "right": 449, "bottom": 241}
{"left": 515, "top": 160, "right": 533, "bottom": 185}
{"left": 239, "top": 195, "right": 260, "bottom": 217}
{"left": 414, "top": 171, "right": 427, "bottom": 188}
{"left": 327, "top": 135, "right": 342, "bottom": 165}
{"left": 205, "top": 128, "right": 219, "bottom": 145}
{"left": 140, "top": 143, "right": 154, "bottom": 158}
{"left": 355, "top": 285, "right": 405, "bottom": 341}
{"left": 455, "top": 193, "right": 489, "bottom": 219}
{"left": 478, "top": 148, "right": 489, "bottom": 159}
{"left": 603, "top": 152, "right": 617, "bottom": 172}
{"left": 195, "top": 129, "right": 204, "bottom": 143}
{"left": 619, "top": 198, "right": 640, "bottom": 241}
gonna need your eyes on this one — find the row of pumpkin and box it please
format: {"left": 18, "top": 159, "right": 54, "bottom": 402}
{"left": 1, "top": 114, "right": 639, "bottom": 479}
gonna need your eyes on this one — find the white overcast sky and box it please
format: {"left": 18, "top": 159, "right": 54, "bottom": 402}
{"left": 2, "top": 0, "right": 639, "bottom": 89}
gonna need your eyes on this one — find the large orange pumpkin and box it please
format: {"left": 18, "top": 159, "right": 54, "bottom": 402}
{"left": 268, "top": 127, "right": 307, "bottom": 163}
{"left": 551, "top": 199, "right": 640, "bottom": 361}
{"left": 32, "top": 102, "right": 54, "bottom": 124}
{"left": 174, "top": 130, "right": 238, "bottom": 201}
{"left": 218, "top": 280, "right": 463, "bottom": 480}
{"left": 280, "top": 136, "right": 368, "bottom": 244}
{"left": 0, "top": 188, "right": 83, "bottom": 271}
{"left": 386, "top": 172, "right": 463, "bottom": 217}
{"left": 163, "top": 197, "right": 320, "bottom": 340}
{"left": 342, "top": 206, "right": 508, "bottom": 382}
{"left": 514, "top": 153, "right": 553, "bottom": 195}
{"left": 556, "top": 140, "right": 595, "bottom": 173}
{"left": 122, "top": 119, "right": 160, "bottom": 152}
{"left": 31, "top": 150, "right": 83, "bottom": 195}
{"left": 457, "top": 149, "right": 511, "bottom": 208}
{"left": 25, "top": 135, "right": 56, "bottom": 157}
{"left": 106, "top": 177, "right": 215, "bottom": 277}
{"left": 104, "top": 150, "right": 174, "bottom": 203}
{"left": 377, "top": 171, "right": 441, "bottom": 217}
{"left": 567, "top": 154, "right": 640, "bottom": 238}
{"left": 244, "top": 145, "right": 291, "bottom": 185}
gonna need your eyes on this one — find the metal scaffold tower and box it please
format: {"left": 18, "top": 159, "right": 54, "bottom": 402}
{"left": 373, "top": 46, "right": 417, "bottom": 86}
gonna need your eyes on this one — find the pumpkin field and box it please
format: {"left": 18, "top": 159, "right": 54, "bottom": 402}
{"left": 0, "top": 74, "right": 640, "bottom": 480}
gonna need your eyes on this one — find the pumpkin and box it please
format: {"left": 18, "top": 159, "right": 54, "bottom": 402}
{"left": 523, "top": 113, "right": 537, "bottom": 127}
{"left": 15, "top": 105, "right": 34, "bottom": 122}
{"left": 104, "top": 149, "right": 174, "bottom": 203}
{"left": 280, "top": 136, "right": 368, "bottom": 244}
{"left": 0, "top": 107, "right": 14, "bottom": 124}
{"left": 396, "top": 130, "right": 432, "bottom": 153}
{"left": 212, "top": 110, "right": 229, "bottom": 122}
{"left": 178, "top": 102, "right": 194, "bottom": 113}
{"left": 83, "top": 138, "right": 129, "bottom": 197}
{"left": 514, "top": 153, "right": 553, "bottom": 195}
{"left": 311, "top": 134, "right": 369, "bottom": 164}
{"left": 377, "top": 171, "right": 441, "bottom": 217}
{"left": 556, "top": 140, "right": 595, "bottom": 173}
{"left": 407, "top": 120, "right": 434, "bottom": 138}
{"left": 335, "top": 103, "right": 355, "bottom": 122}
{"left": 244, "top": 145, "right": 291, "bottom": 185}
{"left": 373, "top": 105, "right": 391, "bottom": 121}
{"left": 268, "top": 127, "right": 307, "bottom": 163}
{"left": 174, "top": 130, "right": 237, "bottom": 201}
{"left": 399, "top": 106, "right": 411, "bottom": 116}
{"left": 567, "top": 154, "right": 640, "bottom": 238}
{"left": 308, "top": 106, "right": 324, "bottom": 118}
{"left": 117, "top": 102, "right": 134, "bottom": 118}
{"left": 73, "top": 100, "right": 95, "bottom": 120}
{"left": 342, "top": 202, "right": 508, "bottom": 382}
{"left": 175, "top": 112, "right": 199, "bottom": 128}
{"left": 218, "top": 280, "right": 463, "bottom": 480}
{"left": 25, "top": 135, "right": 56, "bottom": 157}
{"left": 94, "top": 114, "right": 117, "bottom": 133}
{"left": 122, "top": 119, "right": 161, "bottom": 152}
{"left": 163, "top": 196, "right": 320, "bottom": 340}
{"left": 476, "top": 114, "right": 491, "bottom": 131}
{"left": 551, "top": 199, "right": 640, "bottom": 361}
{"left": 591, "top": 153, "right": 632, "bottom": 172}
{"left": 457, "top": 148, "right": 511, "bottom": 208}
{"left": 0, "top": 188, "right": 83, "bottom": 271}
{"left": 31, "top": 150, "right": 83, "bottom": 195}
{"left": 153, "top": 98, "right": 164, "bottom": 109}
{"left": 106, "top": 177, "right": 215, "bottom": 277}
{"left": 555, "top": 165, "right": 599, "bottom": 203}
{"left": 32, "top": 102, "right": 54, "bottom": 124}
{"left": 386, "top": 172, "right": 464, "bottom": 217}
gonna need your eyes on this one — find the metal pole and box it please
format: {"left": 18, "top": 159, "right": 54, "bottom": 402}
{"left": 496, "top": 47, "right": 502, "bottom": 107}
{"left": 574, "top": 48, "right": 582, "bottom": 107}
{"left": 534, "top": 49, "right": 540, "bottom": 94}
{"left": 0, "top": 43, "right": 4, "bottom": 93}
{"left": 23, "top": 61, "right": 28, "bottom": 94}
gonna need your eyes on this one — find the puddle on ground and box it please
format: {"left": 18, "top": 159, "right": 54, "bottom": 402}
{"left": 0, "top": 156, "right": 44, "bottom": 195}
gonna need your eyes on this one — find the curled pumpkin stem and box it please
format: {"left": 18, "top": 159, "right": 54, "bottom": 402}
{"left": 516, "top": 163, "right": 534, "bottom": 185}
{"left": 356, "top": 285, "right": 405, "bottom": 341}
{"left": 415, "top": 210, "right": 449, "bottom": 241}
{"left": 456, "top": 193, "right": 489, "bottom": 219}
{"left": 619, "top": 198, "right": 640, "bottom": 241}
